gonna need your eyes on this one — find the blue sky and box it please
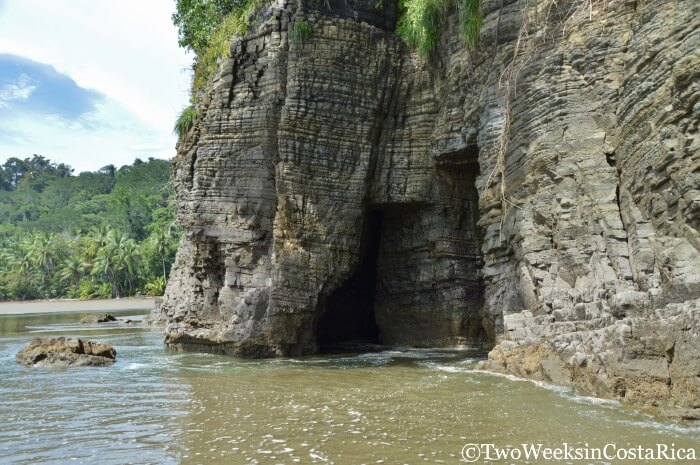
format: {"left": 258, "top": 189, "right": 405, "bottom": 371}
{"left": 0, "top": 0, "right": 192, "bottom": 173}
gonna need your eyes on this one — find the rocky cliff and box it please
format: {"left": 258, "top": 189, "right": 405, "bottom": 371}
{"left": 149, "top": 0, "right": 700, "bottom": 419}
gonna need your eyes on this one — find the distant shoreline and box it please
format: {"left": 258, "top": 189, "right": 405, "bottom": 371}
{"left": 0, "top": 297, "right": 156, "bottom": 315}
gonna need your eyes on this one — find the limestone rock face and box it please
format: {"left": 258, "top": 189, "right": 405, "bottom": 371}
{"left": 152, "top": 0, "right": 484, "bottom": 355}
{"left": 150, "top": 0, "right": 699, "bottom": 414}
{"left": 16, "top": 337, "right": 117, "bottom": 367}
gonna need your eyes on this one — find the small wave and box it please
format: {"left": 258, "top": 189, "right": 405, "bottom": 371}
{"left": 287, "top": 352, "right": 393, "bottom": 367}
{"left": 469, "top": 369, "right": 573, "bottom": 393}
{"left": 614, "top": 417, "right": 700, "bottom": 435}
{"left": 434, "top": 365, "right": 472, "bottom": 373}
{"left": 466, "top": 368, "right": 698, "bottom": 427}
{"left": 25, "top": 324, "right": 137, "bottom": 333}
{"left": 564, "top": 391, "right": 620, "bottom": 407}
{"left": 287, "top": 347, "right": 484, "bottom": 369}
{"left": 123, "top": 362, "right": 149, "bottom": 370}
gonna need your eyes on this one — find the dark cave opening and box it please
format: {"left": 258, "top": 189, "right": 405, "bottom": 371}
{"left": 316, "top": 211, "right": 383, "bottom": 348}
{"left": 315, "top": 142, "right": 488, "bottom": 351}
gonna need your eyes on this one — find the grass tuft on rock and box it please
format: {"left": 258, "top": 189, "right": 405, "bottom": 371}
{"left": 174, "top": 106, "right": 198, "bottom": 136}
{"left": 458, "top": 0, "right": 483, "bottom": 46}
{"left": 396, "top": 0, "right": 483, "bottom": 58}
{"left": 290, "top": 19, "right": 314, "bottom": 43}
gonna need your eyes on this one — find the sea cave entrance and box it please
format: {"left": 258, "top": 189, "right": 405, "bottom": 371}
{"left": 316, "top": 211, "right": 383, "bottom": 349}
{"left": 314, "top": 143, "right": 486, "bottom": 351}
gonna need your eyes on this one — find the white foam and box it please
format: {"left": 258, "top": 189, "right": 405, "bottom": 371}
{"left": 123, "top": 362, "right": 149, "bottom": 370}
{"left": 615, "top": 418, "right": 700, "bottom": 435}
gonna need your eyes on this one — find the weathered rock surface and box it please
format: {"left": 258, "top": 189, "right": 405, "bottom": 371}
{"left": 16, "top": 337, "right": 117, "bottom": 367}
{"left": 479, "top": 300, "right": 700, "bottom": 419}
{"left": 80, "top": 313, "right": 117, "bottom": 324}
{"left": 150, "top": 0, "right": 485, "bottom": 355}
{"left": 149, "top": 0, "right": 699, "bottom": 416}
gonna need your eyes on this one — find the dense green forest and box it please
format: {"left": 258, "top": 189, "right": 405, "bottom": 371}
{"left": 0, "top": 155, "right": 180, "bottom": 301}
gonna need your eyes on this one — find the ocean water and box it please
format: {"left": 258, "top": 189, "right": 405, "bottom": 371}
{"left": 0, "top": 310, "right": 698, "bottom": 464}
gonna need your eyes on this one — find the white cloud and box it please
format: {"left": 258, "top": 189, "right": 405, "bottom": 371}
{"left": 0, "top": 0, "right": 192, "bottom": 171}
{"left": 0, "top": 100, "right": 175, "bottom": 171}
{"left": 0, "top": 74, "right": 35, "bottom": 108}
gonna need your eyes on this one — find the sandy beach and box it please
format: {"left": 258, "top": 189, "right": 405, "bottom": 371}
{"left": 0, "top": 297, "right": 156, "bottom": 315}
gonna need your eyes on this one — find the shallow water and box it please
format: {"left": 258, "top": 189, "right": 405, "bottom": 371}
{"left": 0, "top": 311, "right": 698, "bottom": 465}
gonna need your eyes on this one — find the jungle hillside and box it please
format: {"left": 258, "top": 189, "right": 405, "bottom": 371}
{"left": 0, "top": 155, "right": 180, "bottom": 301}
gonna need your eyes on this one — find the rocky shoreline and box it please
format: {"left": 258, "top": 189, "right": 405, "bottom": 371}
{"left": 480, "top": 298, "right": 700, "bottom": 421}
{"left": 148, "top": 0, "right": 700, "bottom": 420}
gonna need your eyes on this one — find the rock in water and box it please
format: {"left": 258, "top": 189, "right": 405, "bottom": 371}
{"left": 80, "top": 313, "right": 117, "bottom": 324}
{"left": 16, "top": 337, "right": 117, "bottom": 367}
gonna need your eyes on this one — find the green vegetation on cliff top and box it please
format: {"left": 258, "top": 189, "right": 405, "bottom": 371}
{"left": 0, "top": 156, "right": 180, "bottom": 301}
{"left": 173, "top": 0, "right": 265, "bottom": 97}
{"left": 173, "top": 0, "right": 483, "bottom": 99}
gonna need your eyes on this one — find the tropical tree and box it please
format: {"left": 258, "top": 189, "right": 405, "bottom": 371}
{"left": 152, "top": 228, "right": 171, "bottom": 280}
{"left": 93, "top": 230, "right": 141, "bottom": 297}
{"left": 0, "top": 157, "right": 180, "bottom": 301}
{"left": 82, "top": 225, "right": 111, "bottom": 264}
{"left": 2, "top": 247, "right": 38, "bottom": 300}
{"left": 57, "top": 253, "right": 86, "bottom": 291}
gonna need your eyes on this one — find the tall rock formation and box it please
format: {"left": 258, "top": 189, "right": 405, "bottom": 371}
{"left": 149, "top": 0, "right": 699, "bottom": 418}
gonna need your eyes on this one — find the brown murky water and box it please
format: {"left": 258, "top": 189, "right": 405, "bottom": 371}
{"left": 0, "top": 310, "right": 698, "bottom": 464}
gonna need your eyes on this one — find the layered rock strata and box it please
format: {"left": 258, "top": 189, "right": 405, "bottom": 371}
{"left": 150, "top": 0, "right": 699, "bottom": 416}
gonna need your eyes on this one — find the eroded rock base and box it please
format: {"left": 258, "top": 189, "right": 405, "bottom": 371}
{"left": 480, "top": 300, "right": 700, "bottom": 421}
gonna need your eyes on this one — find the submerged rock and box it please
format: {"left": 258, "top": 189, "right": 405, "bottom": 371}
{"left": 80, "top": 313, "right": 117, "bottom": 324}
{"left": 16, "top": 337, "right": 117, "bottom": 367}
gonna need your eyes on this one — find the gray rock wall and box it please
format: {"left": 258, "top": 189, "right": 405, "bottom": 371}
{"left": 461, "top": 0, "right": 700, "bottom": 418}
{"left": 154, "top": 0, "right": 486, "bottom": 355}
{"left": 150, "top": 0, "right": 699, "bottom": 416}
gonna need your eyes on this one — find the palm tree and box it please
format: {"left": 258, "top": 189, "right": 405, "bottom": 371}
{"left": 26, "top": 233, "right": 56, "bottom": 274}
{"left": 150, "top": 228, "right": 171, "bottom": 280}
{"left": 83, "top": 225, "right": 111, "bottom": 262}
{"left": 58, "top": 254, "right": 85, "bottom": 289}
{"left": 0, "top": 249, "right": 12, "bottom": 272}
{"left": 4, "top": 248, "right": 37, "bottom": 299}
{"left": 93, "top": 232, "right": 120, "bottom": 297}
{"left": 24, "top": 233, "right": 63, "bottom": 298}
{"left": 116, "top": 237, "right": 140, "bottom": 294}
{"left": 93, "top": 230, "right": 141, "bottom": 297}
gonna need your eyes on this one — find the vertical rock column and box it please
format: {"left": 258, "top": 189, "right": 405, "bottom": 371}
{"left": 154, "top": 9, "right": 293, "bottom": 354}
{"left": 269, "top": 16, "right": 404, "bottom": 353}
{"left": 156, "top": 4, "right": 407, "bottom": 355}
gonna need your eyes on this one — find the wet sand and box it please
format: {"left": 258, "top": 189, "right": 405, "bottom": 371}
{"left": 0, "top": 297, "right": 155, "bottom": 315}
